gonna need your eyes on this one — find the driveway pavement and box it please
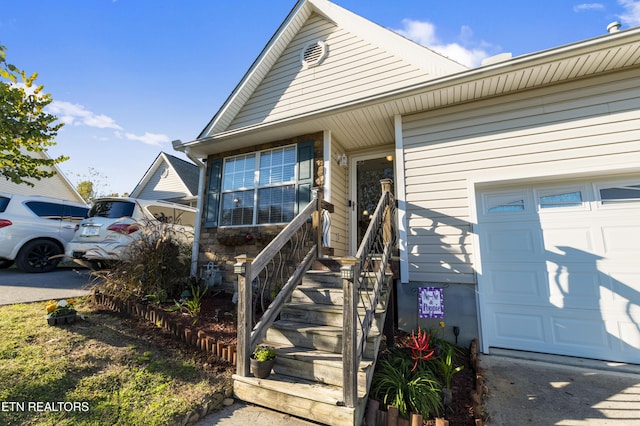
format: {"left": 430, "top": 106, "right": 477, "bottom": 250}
{"left": 0, "top": 266, "right": 94, "bottom": 305}
{"left": 482, "top": 350, "right": 640, "bottom": 425}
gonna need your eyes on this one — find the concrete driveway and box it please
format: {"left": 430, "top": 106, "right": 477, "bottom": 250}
{"left": 0, "top": 266, "right": 94, "bottom": 305}
{"left": 482, "top": 350, "right": 640, "bottom": 425}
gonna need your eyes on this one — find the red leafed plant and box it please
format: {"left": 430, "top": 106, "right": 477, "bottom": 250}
{"left": 407, "top": 327, "right": 435, "bottom": 371}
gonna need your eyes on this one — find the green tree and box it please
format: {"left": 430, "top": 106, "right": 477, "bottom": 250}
{"left": 74, "top": 167, "right": 115, "bottom": 203}
{"left": 0, "top": 43, "right": 67, "bottom": 186}
{"left": 77, "top": 180, "right": 94, "bottom": 203}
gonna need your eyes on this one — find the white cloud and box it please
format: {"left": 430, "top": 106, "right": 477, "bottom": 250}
{"left": 124, "top": 132, "right": 170, "bottom": 146}
{"left": 574, "top": 3, "right": 605, "bottom": 12}
{"left": 48, "top": 101, "right": 170, "bottom": 147}
{"left": 392, "top": 19, "right": 495, "bottom": 67}
{"left": 48, "top": 101, "right": 123, "bottom": 130}
{"left": 619, "top": 0, "right": 640, "bottom": 26}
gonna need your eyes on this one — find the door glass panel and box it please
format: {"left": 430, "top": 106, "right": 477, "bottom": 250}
{"left": 356, "top": 156, "right": 394, "bottom": 247}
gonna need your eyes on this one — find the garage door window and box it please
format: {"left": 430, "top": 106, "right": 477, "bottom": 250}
{"left": 486, "top": 192, "right": 526, "bottom": 214}
{"left": 539, "top": 191, "right": 583, "bottom": 209}
{"left": 599, "top": 183, "right": 640, "bottom": 204}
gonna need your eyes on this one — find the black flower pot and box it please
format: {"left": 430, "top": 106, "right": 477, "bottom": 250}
{"left": 250, "top": 357, "right": 276, "bottom": 379}
{"left": 47, "top": 312, "right": 77, "bottom": 326}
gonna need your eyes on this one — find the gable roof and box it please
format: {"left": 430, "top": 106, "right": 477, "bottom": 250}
{"left": 198, "top": 0, "right": 466, "bottom": 139}
{"left": 130, "top": 152, "right": 199, "bottom": 200}
{"left": 175, "top": 3, "right": 640, "bottom": 158}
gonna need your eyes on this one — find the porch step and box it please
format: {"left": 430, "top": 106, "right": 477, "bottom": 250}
{"left": 292, "top": 285, "right": 388, "bottom": 310}
{"left": 233, "top": 373, "right": 367, "bottom": 426}
{"left": 302, "top": 270, "right": 342, "bottom": 288}
{"left": 273, "top": 344, "right": 373, "bottom": 391}
{"left": 234, "top": 266, "right": 392, "bottom": 426}
{"left": 301, "top": 270, "right": 390, "bottom": 290}
{"left": 265, "top": 319, "right": 380, "bottom": 358}
{"left": 281, "top": 303, "right": 385, "bottom": 330}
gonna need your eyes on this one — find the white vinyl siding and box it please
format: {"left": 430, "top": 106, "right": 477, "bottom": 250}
{"left": 329, "top": 138, "right": 348, "bottom": 257}
{"left": 0, "top": 177, "right": 81, "bottom": 202}
{"left": 136, "top": 165, "right": 189, "bottom": 201}
{"left": 401, "top": 71, "right": 640, "bottom": 285}
{"left": 228, "top": 13, "right": 431, "bottom": 130}
{"left": 0, "top": 149, "right": 84, "bottom": 203}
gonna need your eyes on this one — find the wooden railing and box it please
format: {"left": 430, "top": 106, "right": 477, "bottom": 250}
{"left": 341, "top": 179, "right": 397, "bottom": 407}
{"left": 234, "top": 188, "right": 333, "bottom": 377}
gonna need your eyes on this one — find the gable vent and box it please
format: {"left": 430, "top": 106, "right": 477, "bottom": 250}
{"left": 301, "top": 40, "right": 327, "bottom": 68}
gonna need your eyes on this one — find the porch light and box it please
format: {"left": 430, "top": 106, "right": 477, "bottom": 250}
{"left": 340, "top": 256, "right": 359, "bottom": 280}
{"left": 386, "top": 155, "right": 393, "bottom": 162}
{"left": 234, "top": 254, "right": 250, "bottom": 274}
{"left": 338, "top": 154, "right": 348, "bottom": 169}
{"left": 340, "top": 265, "right": 354, "bottom": 280}
{"left": 234, "top": 261, "right": 245, "bottom": 275}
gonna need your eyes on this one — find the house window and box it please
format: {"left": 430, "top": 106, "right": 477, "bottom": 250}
{"left": 220, "top": 146, "right": 297, "bottom": 226}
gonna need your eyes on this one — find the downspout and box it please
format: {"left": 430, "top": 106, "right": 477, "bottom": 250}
{"left": 173, "top": 140, "right": 206, "bottom": 278}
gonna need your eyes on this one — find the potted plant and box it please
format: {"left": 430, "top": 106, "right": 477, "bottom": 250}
{"left": 46, "top": 299, "right": 77, "bottom": 325}
{"left": 250, "top": 345, "right": 277, "bottom": 379}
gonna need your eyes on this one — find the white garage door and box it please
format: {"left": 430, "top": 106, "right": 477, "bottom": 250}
{"left": 477, "top": 178, "right": 640, "bottom": 364}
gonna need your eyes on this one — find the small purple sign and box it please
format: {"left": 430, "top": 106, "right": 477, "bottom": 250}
{"left": 418, "top": 287, "right": 444, "bottom": 319}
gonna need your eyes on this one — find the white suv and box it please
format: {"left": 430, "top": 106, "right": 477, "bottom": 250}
{"left": 67, "top": 197, "right": 196, "bottom": 266}
{"left": 0, "top": 193, "right": 89, "bottom": 273}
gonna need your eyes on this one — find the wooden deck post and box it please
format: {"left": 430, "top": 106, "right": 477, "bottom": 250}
{"left": 235, "top": 254, "right": 253, "bottom": 377}
{"left": 341, "top": 256, "right": 359, "bottom": 408}
{"left": 312, "top": 187, "right": 323, "bottom": 258}
{"left": 380, "top": 179, "right": 393, "bottom": 245}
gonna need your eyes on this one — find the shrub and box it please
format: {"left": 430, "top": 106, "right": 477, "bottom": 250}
{"left": 92, "top": 221, "right": 193, "bottom": 302}
{"left": 371, "top": 349, "right": 443, "bottom": 419}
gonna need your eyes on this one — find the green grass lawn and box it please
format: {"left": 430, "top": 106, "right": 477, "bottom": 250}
{"left": 0, "top": 298, "right": 232, "bottom": 425}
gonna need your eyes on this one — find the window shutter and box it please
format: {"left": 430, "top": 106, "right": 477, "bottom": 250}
{"left": 204, "top": 158, "right": 223, "bottom": 228}
{"left": 296, "top": 140, "right": 314, "bottom": 214}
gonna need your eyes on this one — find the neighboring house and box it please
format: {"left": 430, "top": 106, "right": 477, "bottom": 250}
{"left": 129, "top": 152, "right": 199, "bottom": 207}
{"left": 0, "top": 149, "right": 85, "bottom": 204}
{"left": 174, "top": 0, "right": 640, "bottom": 370}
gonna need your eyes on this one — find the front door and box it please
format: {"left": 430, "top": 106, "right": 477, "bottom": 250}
{"left": 349, "top": 152, "right": 395, "bottom": 253}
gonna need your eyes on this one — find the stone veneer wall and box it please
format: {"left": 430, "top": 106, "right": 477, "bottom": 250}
{"left": 198, "top": 132, "right": 325, "bottom": 291}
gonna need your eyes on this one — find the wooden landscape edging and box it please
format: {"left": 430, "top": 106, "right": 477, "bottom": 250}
{"left": 366, "top": 339, "right": 485, "bottom": 426}
{"left": 92, "top": 293, "right": 237, "bottom": 365}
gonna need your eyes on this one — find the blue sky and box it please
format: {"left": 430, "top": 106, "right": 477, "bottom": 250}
{"left": 2, "top": 0, "right": 639, "bottom": 196}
